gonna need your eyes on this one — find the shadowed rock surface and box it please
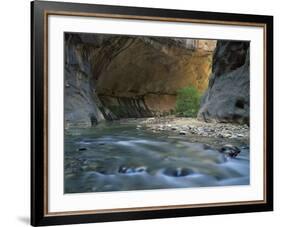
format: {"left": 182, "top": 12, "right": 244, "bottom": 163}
{"left": 197, "top": 41, "right": 250, "bottom": 124}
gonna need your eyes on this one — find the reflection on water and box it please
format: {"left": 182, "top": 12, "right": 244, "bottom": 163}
{"left": 64, "top": 122, "right": 249, "bottom": 193}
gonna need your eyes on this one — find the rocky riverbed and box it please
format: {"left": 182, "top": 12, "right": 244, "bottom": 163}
{"left": 118, "top": 116, "right": 249, "bottom": 145}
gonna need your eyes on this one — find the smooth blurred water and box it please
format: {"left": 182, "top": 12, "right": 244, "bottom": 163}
{"left": 64, "top": 122, "right": 249, "bottom": 193}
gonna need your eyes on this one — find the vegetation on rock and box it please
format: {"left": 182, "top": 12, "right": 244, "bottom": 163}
{"left": 175, "top": 86, "right": 201, "bottom": 117}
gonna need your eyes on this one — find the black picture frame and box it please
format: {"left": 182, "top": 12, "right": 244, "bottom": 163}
{"left": 31, "top": 0, "right": 274, "bottom": 226}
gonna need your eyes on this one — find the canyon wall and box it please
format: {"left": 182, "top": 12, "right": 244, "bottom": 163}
{"left": 197, "top": 41, "right": 250, "bottom": 124}
{"left": 64, "top": 34, "right": 116, "bottom": 128}
{"left": 64, "top": 33, "right": 216, "bottom": 126}
{"left": 96, "top": 38, "right": 215, "bottom": 117}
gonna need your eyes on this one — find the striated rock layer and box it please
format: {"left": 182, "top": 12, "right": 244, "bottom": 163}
{"left": 96, "top": 38, "right": 215, "bottom": 117}
{"left": 64, "top": 33, "right": 216, "bottom": 126}
{"left": 64, "top": 34, "right": 116, "bottom": 127}
{"left": 197, "top": 41, "right": 250, "bottom": 124}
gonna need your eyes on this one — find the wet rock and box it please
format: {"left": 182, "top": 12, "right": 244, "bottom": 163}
{"left": 223, "top": 133, "right": 232, "bottom": 138}
{"left": 203, "top": 144, "right": 212, "bottom": 150}
{"left": 135, "top": 166, "right": 147, "bottom": 172}
{"left": 163, "top": 167, "right": 193, "bottom": 177}
{"left": 179, "top": 130, "right": 187, "bottom": 135}
{"left": 118, "top": 165, "right": 147, "bottom": 174}
{"left": 95, "top": 166, "right": 114, "bottom": 175}
{"left": 77, "top": 147, "right": 87, "bottom": 151}
{"left": 219, "top": 144, "right": 241, "bottom": 158}
{"left": 241, "top": 145, "right": 249, "bottom": 150}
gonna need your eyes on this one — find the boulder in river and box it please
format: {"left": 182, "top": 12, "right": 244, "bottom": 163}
{"left": 163, "top": 167, "right": 193, "bottom": 177}
{"left": 219, "top": 144, "right": 241, "bottom": 158}
{"left": 77, "top": 147, "right": 87, "bottom": 151}
{"left": 118, "top": 165, "right": 147, "bottom": 174}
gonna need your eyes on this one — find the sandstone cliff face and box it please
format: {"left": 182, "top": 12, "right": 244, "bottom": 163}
{"left": 197, "top": 41, "right": 250, "bottom": 124}
{"left": 64, "top": 33, "right": 216, "bottom": 123}
{"left": 96, "top": 38, "right": 214, "bottom": 117}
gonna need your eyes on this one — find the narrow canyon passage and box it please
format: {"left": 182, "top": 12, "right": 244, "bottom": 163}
{"left": 64, "top": 33, "right": 250, "bottom": 193}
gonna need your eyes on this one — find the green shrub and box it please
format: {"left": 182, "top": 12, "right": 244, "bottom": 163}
{"left": 175, "top": 86, "right": 201, "bottom": 117}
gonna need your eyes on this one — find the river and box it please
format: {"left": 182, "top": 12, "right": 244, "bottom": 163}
{"left": 64, "top": 121, "right": 249, "bottom": 193}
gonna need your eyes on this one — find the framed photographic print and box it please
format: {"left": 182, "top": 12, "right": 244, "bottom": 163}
{"left": 31, "top": 0, "right": 273, "bottom": 226}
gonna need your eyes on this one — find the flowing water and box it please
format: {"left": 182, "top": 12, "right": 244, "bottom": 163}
{"left": 64, "top": 122, "right": 249, "bottom": 193}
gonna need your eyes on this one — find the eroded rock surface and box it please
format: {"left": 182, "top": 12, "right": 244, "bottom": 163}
{"left": 96, "top": 37, "right": 216, "bottom": 117}
{"left": 198, "top": 41, "right": 250, "bottom": 124}
{"left": 64, "top": 34, "right": 119, "bottom": 127}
